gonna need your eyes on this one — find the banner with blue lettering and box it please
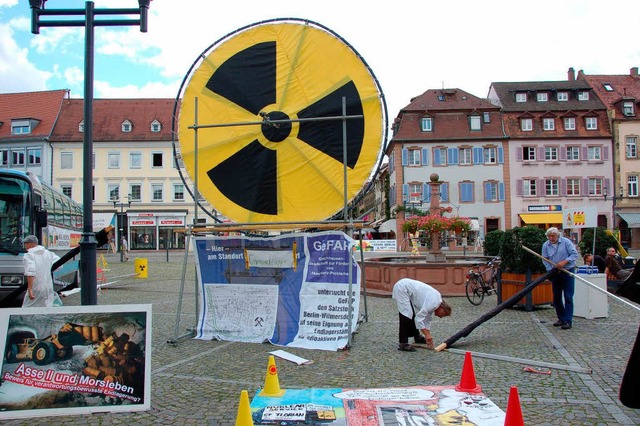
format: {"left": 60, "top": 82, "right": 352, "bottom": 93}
{"left": 193, "top": 231, "right": 361, "bottom": 351}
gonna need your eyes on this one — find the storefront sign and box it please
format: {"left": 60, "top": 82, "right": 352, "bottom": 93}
{"left": 528, "top": 205, "right": 562, "bottom": 212}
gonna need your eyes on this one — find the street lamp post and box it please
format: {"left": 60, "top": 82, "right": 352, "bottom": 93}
{"left": 112, "top": 197, "right": 132, "bottom": 262}
{"left": 29, "top": 1, "right": 151, "bottom": 305}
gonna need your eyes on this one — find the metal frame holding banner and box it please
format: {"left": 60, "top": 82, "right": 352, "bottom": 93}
{"left": 0, "top": 304, "right": 152, "bottom": 420}
{"left": 193, "top": 231, "right": 360, "bottom": 351}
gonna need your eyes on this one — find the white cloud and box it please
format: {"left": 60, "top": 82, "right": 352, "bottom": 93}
{"left": 94, "top": 79, "right": 180, "bottom": 99}
{"left": 0, "top": 21, "right": 50, "bottom": 93}
{"left": 63, "top": 66, "right": 84, "bottom": 86}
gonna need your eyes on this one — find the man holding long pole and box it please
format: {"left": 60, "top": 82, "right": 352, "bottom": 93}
{"left": 541, "top": 227, "right": 579, "bottom": 330}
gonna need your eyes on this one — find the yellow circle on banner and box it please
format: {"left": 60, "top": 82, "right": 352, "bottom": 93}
{"left": 178, "top": 20, "right": 383, "bottom": 223}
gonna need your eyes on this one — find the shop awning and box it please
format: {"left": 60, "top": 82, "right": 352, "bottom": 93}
{"left": 519, "top": 213, "right": 563, "bottom": 224}
{"left": 617, "top": 213, "right": 640, "bottom": 228}
{"left": 378, "top": 219, "right": 397, "bottom": 233}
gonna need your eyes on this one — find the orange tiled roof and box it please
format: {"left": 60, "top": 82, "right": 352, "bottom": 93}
{"left": 0, "top": 89, "right": 69, "bottom": 140}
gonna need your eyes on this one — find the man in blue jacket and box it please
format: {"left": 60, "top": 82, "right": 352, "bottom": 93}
{"left": 542, "top": 227, "right": 579, "bottom": 330}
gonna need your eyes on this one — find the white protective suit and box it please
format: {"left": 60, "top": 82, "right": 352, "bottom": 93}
{"left": 392, "top": 278, "right": 442, "bottom": 331}
{"left": 22, "top": 244, "right": 61, "bottom": 308}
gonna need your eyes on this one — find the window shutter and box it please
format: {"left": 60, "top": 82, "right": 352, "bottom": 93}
{"left": 559, "top": 147, "right": 567, "bottom": 161}
{"left": 423, "top": 184, "right": 431, "bottom": 203}
{"left": 516, "top": 179, "right": 523, "bottom": 196}
{"left": 498, "top": 147, "right": 504, "bottom": 164}
{"left": 421, "top": 148, "right": 429, "bottom": 165}
{"left": 498, "top": 182, "right": 505, "bottom": 201}
{"left": 461, "top": 182, "right": 473, "bottom": 202}
{"left": 605, "top": 178, "right": 611, "bottom": 194}
{"left": 473, "top": 147, "right": 483, "bottom": 164}
{"left": 484, "top": 182, "right": 492, "bottom": 201}
{"left": 389, "top": 185, "right": 396, "bottom": 205}
{"left": 538, "top": 146, "right": 545, "bottom": 161}
{"left": 448, "top": 148, "right": 459, "bottom": 165}
{"left": 440, "top": 183, "right": 449, "bottom": 202}
{"left": 582, "top": 146, "right": 588, "bottom": 159}
{"left": 403, "top": 184, "right": 408, "bottom": 202}
{"left": 516, "top": 148, "right": 523, "bottom": 162}
{"left": 603, "top": 146, "right": 609, "bottom": 160}
{"left": 560, "top": 178, "right": 567, "bottom": 196}
{"left": 583, "top": 178, "right": 589, "bottom": 195}
{"left": 401, "top": 148, "right": 408, "bottom": 166}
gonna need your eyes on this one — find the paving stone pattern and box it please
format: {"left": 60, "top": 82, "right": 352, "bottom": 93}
{"left": 3, "top": 250, "right": 640, "bottom": 425}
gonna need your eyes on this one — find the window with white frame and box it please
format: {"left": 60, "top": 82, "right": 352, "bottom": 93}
{"left": 420, "top": 117, "right": 433, "bottom": 132}
{"left": 537, "top": 92, "right": 548, "bottom": 102}
{"left": 623, "top": 102, "right": 635, "bottom": 117}
{"left": 0, "top": 150, "right": 8, "bottom": 166}
{"left": 108, "top": 152, "right": 120, "bottom": 169}
{"left": 129, "top": 184, "right": 142, "bottom": 201}
{"left": 122, "top": 120, "right": 132, "bottom": 132}
{"left": 483, "top": 112, "right": 491, "bottom": 123}
{"left": 629, "top": 176, "right": 639, "bottom": 197}
{"left": 409, "top": 183, "right": 422, "bottom": 203}
{"left": 566, "top": 178, "right": 580, "bottom": 196}
{"left": 626, "top": 136, "right": 638, "bottom": 158}
{"left": 78, "top": 120, "right": 84, "bottom": 133}
{"left": 61, "top": 184, "right": 72, "bottom": 198}
{"left": 522, "top": 146, "right": 536, "bottom": 161}
{"left": 485, "top": 181, "right": 499, "bottom": 201}
{"left": 566, "top": 146, "right": 580, "bottom": 161}
{"left": 545, "top": 146, "right": 558, "bottom": 161}
{"left": 27, "top": 148, "right": 41, "bottom": 165}
{"left": 152, "top": 152, "right": 163, "bottom": 168}
{"left": 545, "top": 178, "right": 559, "bottom": 196}
{"left": 603, "top": 83, "right": 614, "bottom": 92}
{"left": 152, "top": 183, "right": 163, "bottom": 201}
{"left": 521, "top": 118, "right": 533, "bottom": 131}
{"left": 578, "top": 91, "right": 589, "bottom": 101}
{"left": 130, "top": 152, "right": 142, "bottom": 168}
{"left": 459, "top": 147, "right": 472, "bottom": 165}
{"left": 588, "top": 146, "right": 602, "bottom": 161}
{"left": 151, "top": 119, "right": 161, "bottom": 132}
{"left": 543, "top": 118, "right": 555, "bottom": 131}
{"left": 11, "top": 120, "right": 31, "bottom": 135}
{"left": 61, "top": 152, "right": 73, "bottom": 169}
{"left": 173, "top": 183, "right": 185, "bottom": 201}
{"left": 108, "top": 184, "right": 120, "bottom": 202}
{"left": 408, "top": 149, "right": 421, "bottom": 166}
{"left": 588, "top": 178, "right": 603, "bottom": 196}
{"left": 585, "top": 117, "right": 598, "bottom": 130}
{"left": 469, "top": 115, "right": 481, "bottom": 131}
{"left": 11, "top": 149, "right": 25, "bottom": 166}
{"left": 484, "top": 147, "right": 497, "bottom": 164}
{"left": 523, "top": 179, "right": 537, "bottom": 196}
{"left": 557, "top": 92, "right": 568, "bottom": 101}
{"left": 564, "top": 117, "right": 576, "bottom": 130}
{"left": 515, "top": 93, "right": 527, "bottom": 102}
{"left": 434, "top": 147, "right": 447, "bottom": 165}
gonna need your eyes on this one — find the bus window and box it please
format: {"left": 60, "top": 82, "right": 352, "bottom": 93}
{"left": 62, "top": 198, "right": 71, "bottom": 227}
{"left": 53, "top": 193, "right": 63, "bottom": 225}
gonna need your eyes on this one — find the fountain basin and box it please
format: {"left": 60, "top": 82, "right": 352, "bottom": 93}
{"left": 360, "top": 255, "right": 490, "bottom": 297}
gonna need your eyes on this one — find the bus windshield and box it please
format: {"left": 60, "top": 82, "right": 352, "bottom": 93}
{"left": 0, "top": 175, "right": 32, "bottom": 253}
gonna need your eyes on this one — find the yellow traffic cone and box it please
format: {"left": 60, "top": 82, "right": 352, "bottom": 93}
{"left": 258, "top": 355, "right": 286, "bottom": 397}
{"left": 235, "top": 390, "right": 254, "bottom": 426}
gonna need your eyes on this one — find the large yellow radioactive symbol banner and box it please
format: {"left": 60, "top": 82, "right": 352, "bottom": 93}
{"left": 178, "top": 20, "right": 384, "bottom": 223}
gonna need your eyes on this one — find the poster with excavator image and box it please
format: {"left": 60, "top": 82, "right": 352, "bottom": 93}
{"left": 0, "top": 304, "right": 151, "bottom": 419}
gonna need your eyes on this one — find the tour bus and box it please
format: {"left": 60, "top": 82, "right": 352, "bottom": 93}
{"left": 0, "top": 170, "right": 83, "bottom": 307}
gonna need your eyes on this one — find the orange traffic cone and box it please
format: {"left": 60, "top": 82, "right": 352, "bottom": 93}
{"left": 455, "top": 351, "right": 482, "bottom": 393}
{"left": 504, "top": 386, "right": 524, "bottom": 426}
{"left": 235, "top": 390, "right": 254, "bottom": 426}
{"left": 258, "top": 355, "right": 286, "bottom": 397}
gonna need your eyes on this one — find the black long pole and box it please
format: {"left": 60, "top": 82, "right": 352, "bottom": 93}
{"left": 79, "top": 1, "right": 97, "bottom": 305}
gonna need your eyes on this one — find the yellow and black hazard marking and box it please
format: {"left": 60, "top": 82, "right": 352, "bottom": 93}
{"left": 178, "top": 19, "right": 385, "bottom": 223}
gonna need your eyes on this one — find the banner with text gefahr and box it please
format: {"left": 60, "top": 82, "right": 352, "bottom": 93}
{"left": 0, "top": 304, "right": 152, "bottom": 420}
{"left": 193, "top": 231, "right": 361, "bottom": 351}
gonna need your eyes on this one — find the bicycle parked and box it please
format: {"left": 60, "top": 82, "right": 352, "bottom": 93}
{"left": 465, "top": 256, "right": 501, "bottom": 305}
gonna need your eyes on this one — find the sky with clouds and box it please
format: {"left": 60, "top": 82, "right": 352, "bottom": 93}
{"left": 2, "top": 0, "right": 640, "bottom": 120}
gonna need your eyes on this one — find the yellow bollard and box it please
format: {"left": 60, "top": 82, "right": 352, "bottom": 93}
{"left": 134, "top": 258, "right": 148, "bottom": 278}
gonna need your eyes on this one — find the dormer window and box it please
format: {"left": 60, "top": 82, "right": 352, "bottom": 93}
{"left": 557, "top": 92, "right": 568, "bottom": 101}
{"left": 578, "top": 91, "right": 590, "bottom": 101}
{"left": 515, "top": 93, "right": 527, "bottom": 103}
{"left": 537, "top": 92, "right": 548, "bottom": 102}
{"left": 11, "top": 119, "right": 37, "bottom": 135}
{"left": 421, "top": 117, "right": 433, "bottom": 132}
{"left": 469, "top": 115, "right": 481, "bottom": 131}
{"left": 623, "top": 102, "right": 635, "bottom": 117}
{"left": 78, "top": 120, "right": 84, "bottom": 133}
{"left": 151, "top": 119, "right": 161, "bottom": 132}
{"left": 603, "top": 83, "right": 614, "bottom": 92}
{"left": 122, "top": 120, "right": 132, "bottom": 133}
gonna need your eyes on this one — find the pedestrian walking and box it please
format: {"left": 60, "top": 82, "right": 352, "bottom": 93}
{"left": 22, "top": 234, "right": 62, "bottom": 307}
{"left": 121, "top": 236, "right": 129, "bottom": 261}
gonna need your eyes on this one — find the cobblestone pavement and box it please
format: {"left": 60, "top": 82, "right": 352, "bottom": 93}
{"left": 3, "top": 250, "right": 640, "bottom": 425}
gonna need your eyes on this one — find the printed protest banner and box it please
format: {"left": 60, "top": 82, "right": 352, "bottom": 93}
{"left": 0, "top": 304, "right": 151, "bottom": 419}
{"left": 194, "top": 231, "right": 360, "bottom": 351}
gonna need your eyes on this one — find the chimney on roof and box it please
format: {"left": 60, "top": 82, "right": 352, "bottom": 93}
{"left": 631, "top": 67, "right": 639, "bottom": 77}
{"left": 568, "top": 67, "right": 575, "bottom": 81}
